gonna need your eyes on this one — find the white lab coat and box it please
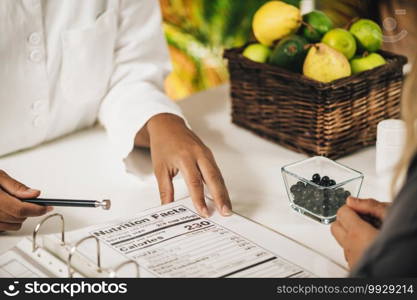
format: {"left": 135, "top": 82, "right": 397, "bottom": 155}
{"left": 0, "top": 0, "right": 183, "bottom": 159}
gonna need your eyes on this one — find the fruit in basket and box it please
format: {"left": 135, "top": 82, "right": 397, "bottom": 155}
{"left": 301, "top": 10, "right": 333, "bottom": 42}
{"left": 303, "top": 43, "right": 351, "bottom": 83}
{"left": 269, "top": 35, "right": 308, "bottom": 72}
{"left": 349, "top": 19, "right": 383, "bottom": 52}
{"left": 253, "top": 1, "right": 302, "bottom": 46}
{"left": 242, "top": 43, "right": 272, "bottom": 63}
{"left": 322, "top": 28, "right": 357, "bottom": 60}
{"left": 350, "top": 53, "right": 386, "bottom": 75}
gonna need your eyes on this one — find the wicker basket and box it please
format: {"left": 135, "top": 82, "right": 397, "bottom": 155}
{"left": 224, "top": 46, "right": 408, "bottom": 159}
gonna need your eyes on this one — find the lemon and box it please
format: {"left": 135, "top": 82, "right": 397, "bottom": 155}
{"left": 253, "top": 1, "right": 302, "bottom": 46}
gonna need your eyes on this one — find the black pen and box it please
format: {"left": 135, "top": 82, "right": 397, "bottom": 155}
{"left": 359, "top": 213, "right": 382, "bottom": 229}
{"left": 22, "top": 198, "right": 111, "bottom": 210}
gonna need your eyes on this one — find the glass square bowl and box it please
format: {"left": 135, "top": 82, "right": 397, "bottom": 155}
{"left": 281, "top": 156, "right": 364, "bottom": 224}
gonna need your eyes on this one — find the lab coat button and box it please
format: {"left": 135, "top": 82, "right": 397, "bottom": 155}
{"left": 29, "top": 50, "right": 43, "bottom": 63}
{"left": 28, "top": 32, "right": 41, "bottom": 45}
{"left": 31, "top": 100, "right": 43, "bottom": 112}
{"left": 32, "top": 116, "right": 42, "bottom": 127}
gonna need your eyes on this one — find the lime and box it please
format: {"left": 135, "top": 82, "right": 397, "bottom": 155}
{"left": 242, "top": 43, "right": 271, "bottom": 63}
{"left": 350, "top": 19, "right": 383, "bottom": 52}
{"left": 302, "top": 10, "right": 333, "bottom": 42}
{"left": 269, "top": 35, "right": 308, "bottom": 72}
{"left": 350, "top": 53, "right": 386, "bottom": 74}
{"left": 322, "top": 28, "right": 357, "bottom": 59}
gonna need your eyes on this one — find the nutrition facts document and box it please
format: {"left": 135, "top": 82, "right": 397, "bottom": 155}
{"left": 88, "top": 197, "right": 347, "bottom": 278}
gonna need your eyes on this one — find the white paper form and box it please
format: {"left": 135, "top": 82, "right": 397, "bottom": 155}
{"left": 82, "top": 197, "right": 347, "bottom": 278}
{"left": 0, "top": 254, "right": 43, "bottom": 278}
{"left": 0, "top": 239, "right": 53, "bottom": 278}
{"left": 0, "top": 197, "right": 347, "bottom": 278}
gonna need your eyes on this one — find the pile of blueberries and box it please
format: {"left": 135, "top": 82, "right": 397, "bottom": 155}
{"left": 289, "top": 173, "right": 351, "bottom": 217}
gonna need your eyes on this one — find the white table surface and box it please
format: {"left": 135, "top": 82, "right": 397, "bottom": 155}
{"left": 0, "top": 84, "right": 391, "bottom": 270}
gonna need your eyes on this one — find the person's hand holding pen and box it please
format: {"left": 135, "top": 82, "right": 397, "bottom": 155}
{"left": 0, "top": 170, "right": 52, "bottom": 231}
{"left": 0, "top": 113, "right": 231, "bottom": 233}
{"left": 331, "top": 197, "right": 390, "bottom": 268}
{"left": 135, "top": 113, "right": 233, "bottom": 218}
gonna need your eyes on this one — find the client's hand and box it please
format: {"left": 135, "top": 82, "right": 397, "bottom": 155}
{"left": 0, "top": 170, "right": 52, "bottom": 231}
{"left": 330, "top": 197, "right": 390, "bottom": 269}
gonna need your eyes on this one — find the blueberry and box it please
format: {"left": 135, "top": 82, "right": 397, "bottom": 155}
{"left": 312, "top": 173, "right": 321, "bottom": 184}
{"left": 290, "top": 185, "right": 298, "bottom": 194}
{"left": 311, "top": 205, "right": 320, "bottom": 213}
{"left": 304, "top": 199, "right": 311, "bottom": 206}
{"left": 337, "top": 198, "right": 346, "bottom": 207}
{"left": 296, "top": 181, "right": 306, "bottom": 189}
{"left": 293, "top": 196, "right": 302, "bottom": 205}
{"left": 304, "top": 199, "right": 314, "bottom": 209}
{"left": 329, "top": 179, "right": 336, "bottom": 186}
{"left": 344, "top": 191, "right": 351, "bottom": 198}
{"left": 322, "top": 206, "right": 330, "bottom": 217}
{"left": 326, "top": 188, "right": 336, "bottom": 199}
{"left": 313, "top": 189, "right": 323, "bottom": 200}
{"left": 306, "top": 184, "right": 314, "bottom": 192}
{"left": 320, "top": 176, "right": 330, "bottom": 187}
{"left": 335, "top": 188, "right": 345, "bottom": 196}
{"left": 301, "top": 189, "right": 311, "bottom": 199}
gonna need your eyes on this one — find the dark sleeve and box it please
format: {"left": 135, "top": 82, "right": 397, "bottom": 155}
{"left": 351, "top": 156, "right": 417, "bottom": 278}
{"left": 352, "top": 231, "right": 417, "bottom": 277}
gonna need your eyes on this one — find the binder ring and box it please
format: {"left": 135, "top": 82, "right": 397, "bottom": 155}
{"left": 67, "top": 236, "right": 102, "bottom": 278}
{"left": 109, "top": 260, "right": 140, "bottom": 278}
{"left": 32, "top": 213, "right": 65, "bottom": 252}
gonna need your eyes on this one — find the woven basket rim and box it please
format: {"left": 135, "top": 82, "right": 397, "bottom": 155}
{"left": 224, "top": 44, "right": 408, "bottom": 90}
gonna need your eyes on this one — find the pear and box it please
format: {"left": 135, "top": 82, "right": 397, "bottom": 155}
{"left": 303, "top": 43, "right": 351, "bottom": 83}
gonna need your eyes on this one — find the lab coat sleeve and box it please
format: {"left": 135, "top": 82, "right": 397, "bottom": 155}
{"left": 98, "top": 0, "right": 185, "bottom": 160}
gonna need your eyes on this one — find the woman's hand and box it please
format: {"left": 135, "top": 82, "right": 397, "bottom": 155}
{"left": 331, "top": 197, "right": 390, "bottom": 269}
{"left": 345, "top": 197, "right": 390, "bottom": 221}
{"left": 0, "top": 170, "right": 52, "bottom": 231}
{"left": 137, "top": 113, "right": 232, "bottom": 218}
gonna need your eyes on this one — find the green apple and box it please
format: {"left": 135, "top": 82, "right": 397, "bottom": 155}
{"left": 350, "top": 19, "right": 383, "bottom": 52}
{"left": 350, "top": 53, "right": 386, "bottom": 74}
{"left": 322, "top": 28, "right": 357, "bottom": 59}
{"left": 242, "top": 43, "right": 271, "bottom": 63}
